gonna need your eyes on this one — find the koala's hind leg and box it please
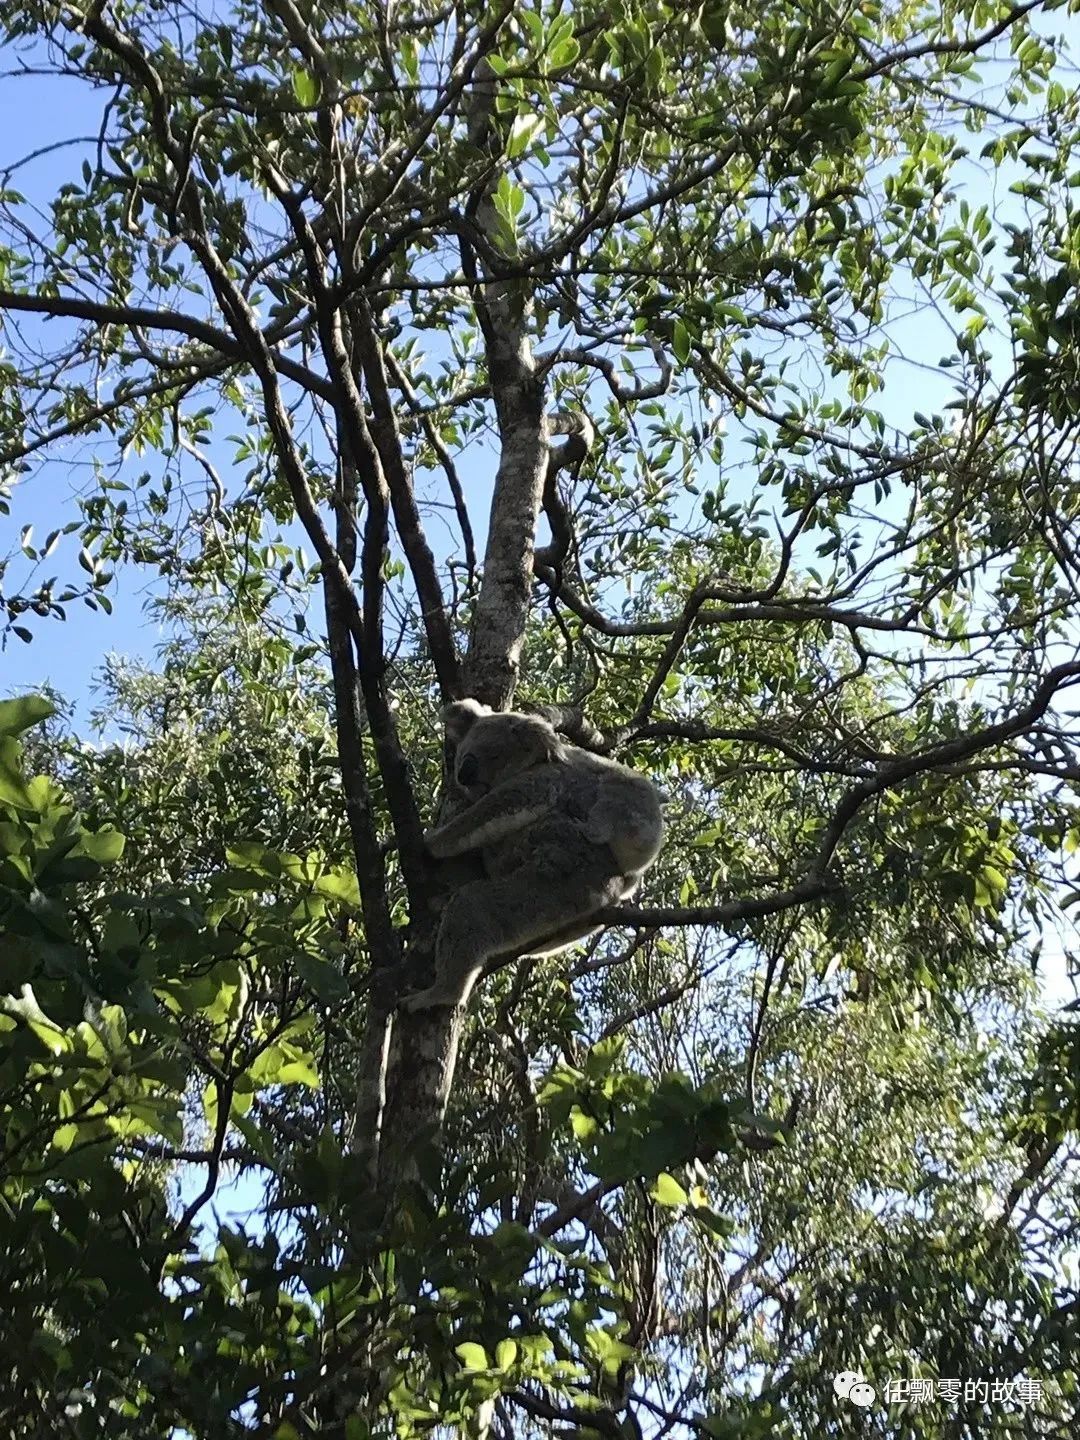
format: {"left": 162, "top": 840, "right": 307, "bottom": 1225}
{"left": 522, "top": 869, "right": 641, "bottom": 958}
{"left": 403, "top": 866, "right": 624, "bottom": 1012}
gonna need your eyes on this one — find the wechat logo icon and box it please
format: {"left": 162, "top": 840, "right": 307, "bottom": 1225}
{"left": 833, "top": 1371, "right": 877, "bottom": 1408}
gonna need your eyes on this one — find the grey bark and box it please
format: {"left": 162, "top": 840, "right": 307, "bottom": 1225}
{"left": 378, "top": 55, "right": 550, "bottom": 1189}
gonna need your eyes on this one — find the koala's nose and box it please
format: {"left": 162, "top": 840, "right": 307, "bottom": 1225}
{"left": 457, "top": 754, "right": 479, "bottom": 787}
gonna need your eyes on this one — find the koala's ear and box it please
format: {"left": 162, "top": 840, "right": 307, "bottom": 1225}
{"left": 443, "top": 698, "right": 489, "bottom": 746}
{"left": 519, "top": 714, "right": 562, "bottom": 762}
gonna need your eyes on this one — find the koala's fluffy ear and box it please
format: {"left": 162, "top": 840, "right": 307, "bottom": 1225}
{"left": 443, "top": 698, "right": 489, "bottom": 747}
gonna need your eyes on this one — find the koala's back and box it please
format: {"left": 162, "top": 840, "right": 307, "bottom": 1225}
{"left": 481, "top": 809, "right": 600, "bottom": 881}
{"left": 479, "top": 749, "right": 661, "bottom": 886}
{"left": 565, "top": 750, "right": 664, "bottom": 875}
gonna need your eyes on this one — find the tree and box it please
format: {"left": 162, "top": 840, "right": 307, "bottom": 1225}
{"left": 2, "top": 0, "right": 1079, "bottom": 1435}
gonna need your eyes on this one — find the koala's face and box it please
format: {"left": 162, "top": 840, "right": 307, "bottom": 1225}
{"left": 454, "top": 714, "right": 555, "bottom": 794}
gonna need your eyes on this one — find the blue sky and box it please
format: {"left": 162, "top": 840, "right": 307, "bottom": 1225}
{"left": 0, "top": 64, "right": 165, "bottom": 716}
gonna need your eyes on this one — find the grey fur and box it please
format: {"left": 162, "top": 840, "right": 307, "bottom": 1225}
{"left": 402, "top": 699, "right": 664, "bottom": 1011}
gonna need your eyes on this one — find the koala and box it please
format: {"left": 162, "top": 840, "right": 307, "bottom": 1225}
{"left": 402, "top": 699, "right": 664, "bottom": 1011}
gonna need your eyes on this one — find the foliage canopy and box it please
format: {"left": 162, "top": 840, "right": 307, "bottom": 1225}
{"left": 1, "top": 0, "right": 1080, "bottom": 1435}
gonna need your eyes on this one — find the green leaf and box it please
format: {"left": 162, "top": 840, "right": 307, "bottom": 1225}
{"left": 0, "top": 696, "right": 54, "bottom": 737}
{"left": 226, "top": 842, "right": 280, "bottom": 876}
{"left": 78, "top": 828, "right": 125, "bottom": 863}
{"left": 521, "top": 9, "right": 544, "bottom": 44}
{"left": 0, "top": 736, "right": 36, "bottom": 812}
{"left": 217, "top": 867, "right": 270, "bottom": 892}
{"left": 292, "top": 69, "right": 320, "bottom": 107}
{"left": 52, "top": 1122, "right": 80, "bottom": 1153}
{"left": 313, "top": 869, "right": 360, "bottom": 906}
{"left": 692, "top": 1205, "right": 736, "bottom": 1238}
{"left": 713, "top": 301, "right": 747, "bottom": 325}
{"left": 548, "top": 37, "right": 580, "bottom": 70}
{"left": 496, "top": 174, "right": 525, "bottom": 218}
{"left": 455, "top": 1342, "right": 489, "bottom": 1372}
{"left": 277, "top": 1058, "right": 319, "bottom": 1087}
{"left": 2, "top": 984, "right": 71, "bottom": 1054}
{"left": 293, "top": 951, "right": 350, "bottom": 1002}
{"left": 507, "top": 112, "right": 543, "bottom": 160}
{"left": 400, "top": 35, "right": 419, "bottom": 85}
{"left": 651, "top": 1171, "right": 688, "bottom": 1207}
{"left": 585, "top": 1327, "right": 636, "bottom": 1372}
{"left": 672, "top": 319, "right": 690, "bottom": 364}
